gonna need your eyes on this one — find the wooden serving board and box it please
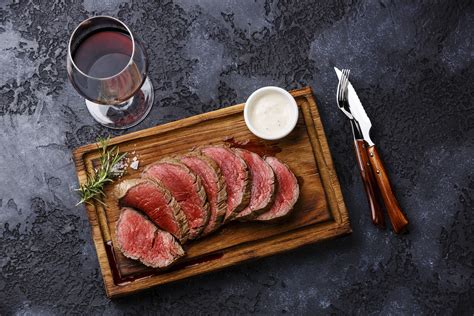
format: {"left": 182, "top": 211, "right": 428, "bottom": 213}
{"left": 73, "top": 87, "right": 351, "bottom": 298}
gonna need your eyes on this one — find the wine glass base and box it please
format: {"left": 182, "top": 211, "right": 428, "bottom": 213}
{"left": 85, "top": 77, "right": 154, "bottom": 130}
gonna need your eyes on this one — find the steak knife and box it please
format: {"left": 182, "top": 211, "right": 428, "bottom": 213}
{"left": 335, "top": 67, "right": 409, "bottom": 233}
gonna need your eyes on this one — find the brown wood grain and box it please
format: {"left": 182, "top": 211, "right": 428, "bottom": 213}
{"left": 354, "top": 139, "right": 385, "bottom": 228}
{"left": 367, "top": 145, "right": 409, "bottom": 233}
{"left": 73, "top": 87, "right": 351, "bottom": 298}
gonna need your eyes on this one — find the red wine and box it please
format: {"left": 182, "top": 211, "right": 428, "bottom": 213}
{"left": 70, "top": 28, "right": 146, "bottom": 104}
{"left": 73, "top": 29, "right": 133, "bottom": 78}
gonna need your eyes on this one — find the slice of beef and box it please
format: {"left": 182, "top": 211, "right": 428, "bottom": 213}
{"left": 115, "top": 178, "right": 189, "bottom": 243}
{"left": 142, "top": 158, "right": 210, "bottom": 240}
{"left": 201, "top": 146, "right": 251, "bottom": 222}
{"left": 180, "top": 153, "right": 227, "bottom": 235}
{"left": 116, "top": 207, "right": 185, "bottom": 268}
{"left": 255, "top": 157, "right": 299, "bottom": 222}
{"left": 233, "top": 149, "right": 275, "bottom": 220}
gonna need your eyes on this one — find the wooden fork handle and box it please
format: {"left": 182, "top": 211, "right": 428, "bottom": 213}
{"left": 367, "top": 146, "right": 409, "bottom": 233}
{"left": 354, "top": 139, "right": 385, "bottom": 228}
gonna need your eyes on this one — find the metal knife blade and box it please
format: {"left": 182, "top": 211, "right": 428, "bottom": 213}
{"left": 334, "top": 67, "right": 374, "bottom": 146}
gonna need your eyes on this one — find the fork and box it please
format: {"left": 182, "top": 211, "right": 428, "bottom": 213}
{"left": 336, "top": 69, "right": 385, "bottom": 228}
{"left": 336, "top": 69, "right": 352, "bottom": 119}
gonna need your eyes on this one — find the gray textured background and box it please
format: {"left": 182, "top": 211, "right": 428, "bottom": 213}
{"left": 0, "top": 0, "right": 473, "bottom": 315}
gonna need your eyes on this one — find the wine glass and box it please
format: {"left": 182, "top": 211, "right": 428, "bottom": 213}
{"left": 67, "top": 16, "right": 154, "bottom": 129}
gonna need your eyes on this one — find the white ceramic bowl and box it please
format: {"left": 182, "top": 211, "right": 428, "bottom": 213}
{"left": 244, "top": 86, "right": 299, "bottom": 140}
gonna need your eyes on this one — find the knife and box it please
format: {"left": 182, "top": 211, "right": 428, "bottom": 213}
{"left": 335, "top": 67, "right": 409, "bottom": 233}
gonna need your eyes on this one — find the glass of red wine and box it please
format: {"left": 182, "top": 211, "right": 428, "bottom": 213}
{"left": 67, "top": 16, "right": 154, "bottom": 129}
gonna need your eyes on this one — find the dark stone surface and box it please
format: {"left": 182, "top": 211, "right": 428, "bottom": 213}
{"left": 0, "top": 0, "right": 473, "bottom": 314}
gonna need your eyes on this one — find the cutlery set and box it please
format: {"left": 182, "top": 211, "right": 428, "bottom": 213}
{"left": 335, "top": 68, "right": 409, "bottom": 233}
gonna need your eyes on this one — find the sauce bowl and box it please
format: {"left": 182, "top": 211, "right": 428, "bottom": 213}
{"left": 244, "top": 86, "right": 298, "bottom": 140}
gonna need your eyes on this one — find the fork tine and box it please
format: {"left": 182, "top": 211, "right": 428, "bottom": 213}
{"left": 336, "top": 68, "right": 353, "bottom": 119}
{"left": 345, "top": 70, "right": 350, "bottom": 89}
{"left": 343, "top": 70, "right": 350, "bottom": 100}
{"left": 341, "top": 71, "right": 346, "bottom": 91}
{"left": 337, "top": 73, "right": 342, "bottom": 102}
{"left": 346, "top": 70, "right": 351, "bottom": 91}
{"left": 338, "top": 69, "right": 348, "bottom": 101}
{"left": 341, "top": 69, "right": 350, "bottom": 98}
{"left": 337, "top": 68, "right": 352, "bottom": 108}
{"left": 340, "top": 70, "right": 346, "bottom": 100}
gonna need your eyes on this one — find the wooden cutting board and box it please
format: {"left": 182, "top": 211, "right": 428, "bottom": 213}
{"left": 73, "top": 87, "right": 351, "bottom": 298}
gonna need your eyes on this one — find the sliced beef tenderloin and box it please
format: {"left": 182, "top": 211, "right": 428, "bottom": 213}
{"left": 233, "top": 149, "right": 275, "bottom": 220}
{"left": 116, "top": 207, "right": 185, "bottom": 268}
{"left": 142, "top": 158, "right": 210, "bottom": 240}
{"left": 255, "top": 157, "right": 299, "bottom": 222}
{"left": 115, "top": 178, "right": 189, "bottom": 243}
{"left": 201, "top": 146, "right": 251, "bottom": 222}
{"left": 180, "top": 153, "right": 227, "bottom": 236}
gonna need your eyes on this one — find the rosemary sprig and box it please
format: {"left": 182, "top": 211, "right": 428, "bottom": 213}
{"left": 76, "top": 137, "right": 127, "bottom": 206}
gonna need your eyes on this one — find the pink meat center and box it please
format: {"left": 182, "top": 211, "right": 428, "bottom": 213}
{"left": 117, "top": 209, "right": 181, "bottom": 267}
{"left": 202, "top": 148, "right": 245, "bottom": 213}
{"left": 117, "top": 209, "right": 155, "bottom": 257}
{"left": 266, "top": 157, "right": 297, "bottom": 216}
{"left": 120, "top": 183, "right": 180, "bottom": 238}
{"left": 145, "top": 163, "right": 205, "bottom": 236}
{"left": 181, "top": 156, "right": 218, "bottom": 221}
{"left": 239, "top": 150, "right": 272, "bottom": 211}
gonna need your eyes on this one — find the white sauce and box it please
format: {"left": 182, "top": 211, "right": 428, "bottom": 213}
{"left": 247, "top": 93, "right": 291, "bottom": 138}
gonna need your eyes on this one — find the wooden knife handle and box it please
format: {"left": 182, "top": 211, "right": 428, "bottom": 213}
{"left": 354, "top": 139, "right": 385, "bottom": 228}
{"left": 367, "top": 146, "right": 409, "bottom": 233}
